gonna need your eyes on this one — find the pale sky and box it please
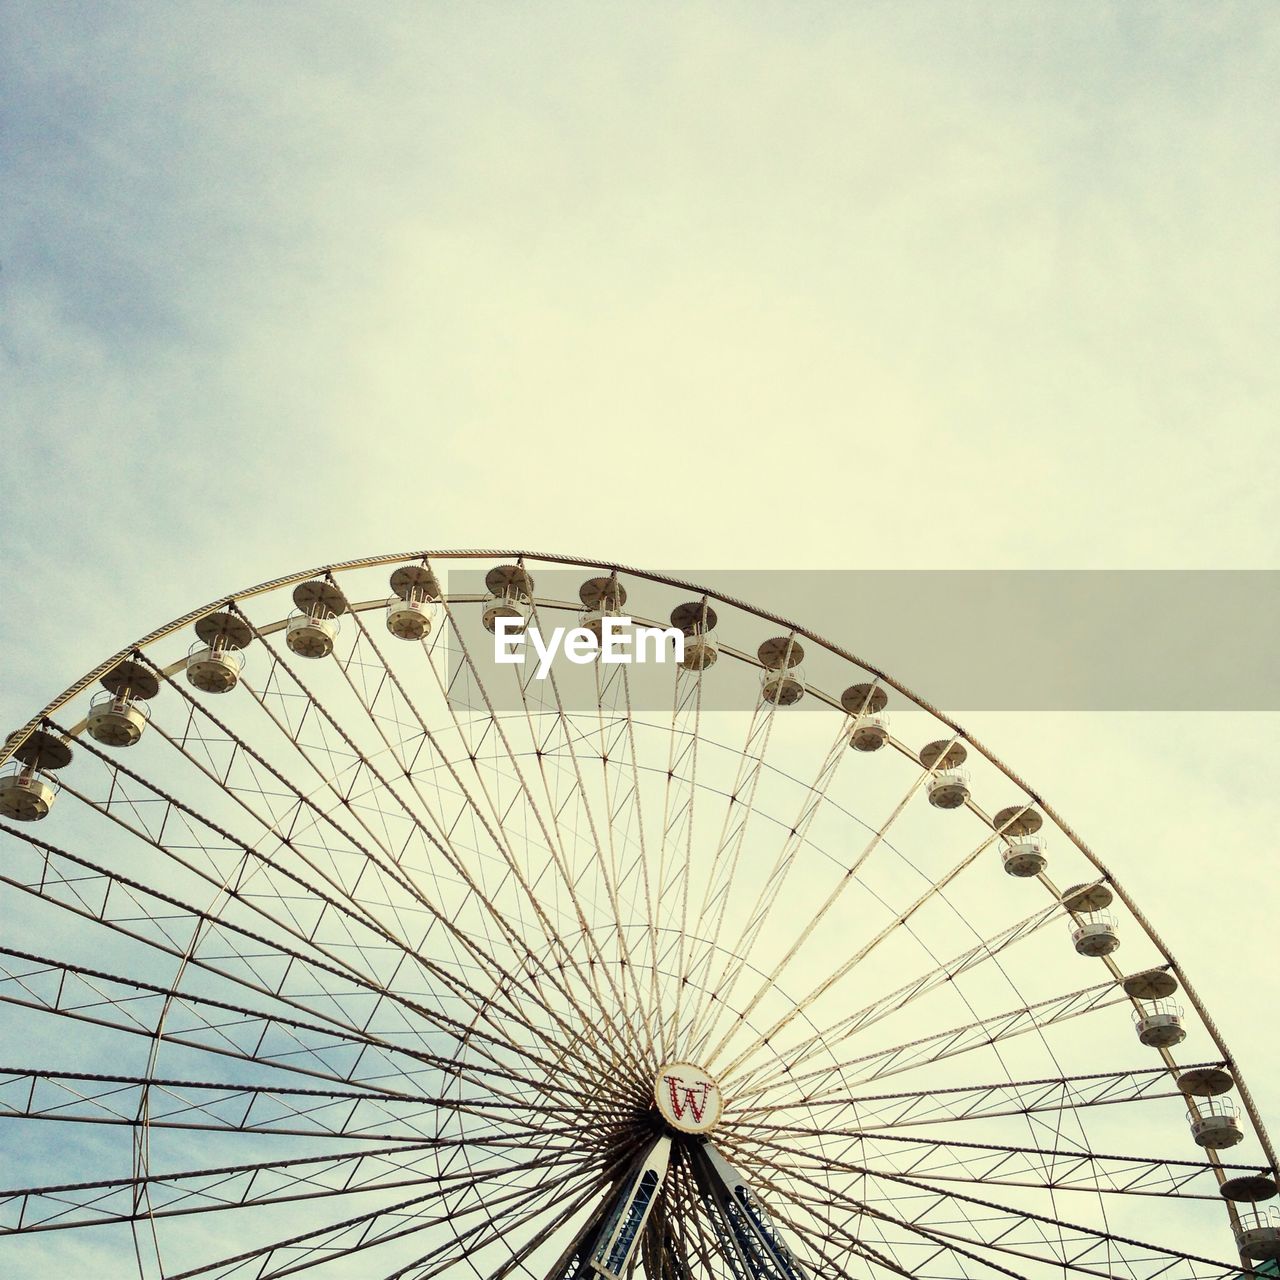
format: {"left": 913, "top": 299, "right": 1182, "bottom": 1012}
{"left": 1, "top": 1, "right": 1278, "bottom": 1263}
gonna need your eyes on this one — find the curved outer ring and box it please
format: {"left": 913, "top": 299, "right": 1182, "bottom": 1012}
{"left": 2, "top": 547, "right": 1276, "bottom": 1186}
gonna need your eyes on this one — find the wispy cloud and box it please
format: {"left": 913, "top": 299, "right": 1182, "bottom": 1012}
{"left": 0, "top": 10, "right": 1276, "bottom": 1267}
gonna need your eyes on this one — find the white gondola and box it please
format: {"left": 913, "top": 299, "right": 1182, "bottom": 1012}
{"left": 86, "top": 659, "right": 160, "bottom": 748}
{"left": 482, "top": 564, "right": 534, "bottom": 635}
{"left": 927, "top": 769, "right": 970, "bottom": 809}
{"left": 0, "top": 730, "right": 72, "bottom": 822}
{"left": 762, "top": 670, "right": 805, "bottom": 704}
{"left": 1189, "top": 1096, "right": 1244, "bottom": 1149}
{"left": 187, "top": 642, "right": 246, "bottom": 692}
{"left": 481, "top": 595, "right": 530, "bottom": 635}
{"left": 671, "top": 601, "right": 719, "bottom": 670}
{"left": 1002, "top": 837, "right": 1047, "bottom": 877}
{"left": 285, "top": 580, "right": 347, "bottom": 659}
{"left": 842, "top": 684, "right": 889, "bottom": 751}
{"left": 386, "top": 564, "right": 441, "bottom": 641}
{"left": 1071, "top": 910, "right": 1120, "bottom": 957}
{"left": 1234, "top": 1206, "right": 1280, "bottom": 1262}
{"left": 921, "top": 740, "right": 970, "bottom": 809}
{"left": 0, "top": 763, "right": 58, "bottom": 822}
{"left": 841, "top": 683, "right": 888, "bottom": 716}
{"left": 385, "top": 597, "right": 434, "bottom": 640}
{"left": 681, "top": 632, "right": 718, "bottom": 670}
{"left": 849, "top": 713, "right": 890, "bottom": 752}
{"left": 286, "top": 611, "right": 340, "bottom": 658}
{"left": 579, "top": 575, "right": 627, "bottom": 641}
{"left": 1134, "top": 999, "right": 1186, "bottom": 1048}
{"left": 86, "top": 690, "right": 150, "bottom": 747}
{"left": 186, "top": 612, "right": 251, "bottom": 693}
{"left": 759, "top": 637, "right": 805, "bottom": 706}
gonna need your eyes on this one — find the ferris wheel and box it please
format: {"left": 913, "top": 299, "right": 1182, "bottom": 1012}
{"left": 0, "top": 550, "right": 1276, "bottom": 1280}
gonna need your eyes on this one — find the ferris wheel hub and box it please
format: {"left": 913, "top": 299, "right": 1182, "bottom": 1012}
{"left": 654, "top": 1061, "right": 723, "bottom": 1134}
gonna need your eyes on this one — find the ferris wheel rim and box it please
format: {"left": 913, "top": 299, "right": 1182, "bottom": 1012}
{"left": 1, "top": 548, "right": 1276, "bottom": 1277}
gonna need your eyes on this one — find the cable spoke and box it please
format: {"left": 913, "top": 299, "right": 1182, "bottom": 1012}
{"left": 712, "top": 799, "right": 1005, "bottom": 1079}
{"left": 436, "top": 597, "right": 651, "bottom": 1077}
{"left": 730, "top": 979, "right": 1126, "bottom": 1102}
{"left": 0, "top": 1144, "right": 443, "bottom": 1234}
{"left": 136, "top": 645, "right": 649, "bottom": 1100}
{"left": 734, "top": 1063, "right": 1208, "bottom": 1126}
{"left": 726, "top": 1133, "right": 1246, "bottom": 1280}
{"left": 0, "top": 1067, "right": 610, "bottom": 1144}
{"left": 733, "top": 1122, "right": 1260, "bottom": 1200}
{"left": 0, "top": 948, "right": 632, "bottom": 1115}
{"left": 0, "top": 824, "right": 629, "bottom": 1109}
{"left": 333, "top": 603, "right": 654, "bottom": 1076}
{"left": 169, "top": 1150, "right": 601, "bottom": 1280}
{"left": 725, "top": 899, "right": 1071, "bottom": 1098}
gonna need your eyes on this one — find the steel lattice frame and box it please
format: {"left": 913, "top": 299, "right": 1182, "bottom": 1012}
{"left": 0, "top": 549, "right": 1275, "bottom": 1280}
